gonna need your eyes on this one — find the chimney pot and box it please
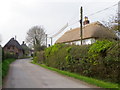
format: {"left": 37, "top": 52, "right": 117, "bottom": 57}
{"left": 23, "top": 41, "right": 25, "bottom": 44}
{"left": 83, "top": 16, "right": 90, "bottom": 25}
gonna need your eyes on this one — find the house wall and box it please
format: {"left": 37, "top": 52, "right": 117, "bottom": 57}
{"left": 4, "top": 46, "right": 23, "bottom": 58}
{"left": 83, "top": 38, "right": 96, "bottom": 45}
{"left": 18, "top": 49, "right": 23, "bottom": 58}
{"left": 4, "top": 46, "right": 18, "bottom": 54}
{"left": 65, "top": 38, "right": 96, "bottom": 45}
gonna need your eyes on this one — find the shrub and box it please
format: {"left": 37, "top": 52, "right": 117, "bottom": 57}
{"left": 33, "top": 51, "right": 45, "bottom": 64}
{"left": 3, "top": 52, "right": 16, "bottom": 60}
{"left": 103, "top": 42, "right": 120, "bottom": 83}
{"left": 34, "top": 40, "right": 120, "bottom": 83}
{"left": 87, "top": 40, "right": 119, "bottom": 82}
{"left": 65, "top": 45, "right": 90, "bottom": 73}
{"left": 44, "top": 44, "right": 68, "bottom": 68}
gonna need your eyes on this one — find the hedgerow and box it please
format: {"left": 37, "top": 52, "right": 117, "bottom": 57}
{"left": 33, "top": 40, "right": 120, "bottom": 83}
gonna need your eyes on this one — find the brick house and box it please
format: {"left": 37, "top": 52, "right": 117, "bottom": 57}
{"left": 3, "top": 38, "right": 23, "bottom": 58}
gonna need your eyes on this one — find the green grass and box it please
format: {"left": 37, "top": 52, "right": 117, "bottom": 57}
{"left": 32, "top": 62, "right": 120, "bottom": 89}
{"left": 2, "top": 58, "right": 16, "bottom": 79}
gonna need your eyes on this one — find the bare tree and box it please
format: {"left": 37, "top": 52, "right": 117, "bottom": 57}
{"left": 102, "top": 13, "right": 120, "bottom": 39}
{"left": 26, "top": 26, "right": 46, "bottom": 51}
{"left": 102, "top": 13, "right": 119, "bottom": 31}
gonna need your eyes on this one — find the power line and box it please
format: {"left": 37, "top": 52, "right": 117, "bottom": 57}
{"left": 87, "top": 3, "right": 117, "bottom": 16}
{"left": 68, "top": 20, "right": 79, "bottom": 26}
{"left": 52, "top": 23, "right": 68, "bottom": 38}
{"left": 68, "top": 14, "right": 78, "bottom": 24}
{"left": 49, "top": 21, "right": 79, "bottom": 38}
{"left": 67, "top": 3, "right": 118, "bottom": 27}
{"left": 50, "top": 3, "right": 118, "bottom": 38}
{"left": 69, "top": 3, "right": 118, "bottom": 26}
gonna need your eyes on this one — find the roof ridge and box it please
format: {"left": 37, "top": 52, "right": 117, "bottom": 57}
{"left": 66, "top": 21, "right": 103, "bottom": 33}
{"left": 4, "top": 37, "right": 23, "bottom": 50}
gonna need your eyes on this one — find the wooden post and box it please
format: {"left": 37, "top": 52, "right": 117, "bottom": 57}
{"left": 80, "top": 6, "right": 83, "bottom": 45}
{"left": 46, "top": 34, "right": 47, "bottom": 47}
{"left": 50, "top": 37, "right": 52, "bottom": 46}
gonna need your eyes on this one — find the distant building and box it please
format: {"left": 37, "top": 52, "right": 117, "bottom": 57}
{"left": 56, "top": 21, "right": 118, "bottom": 45}
{"left": 21, "top": 41, "right": 30, "bottom": 56}
{"left": 3, "top": 38, "right": 23, "bottom": 58}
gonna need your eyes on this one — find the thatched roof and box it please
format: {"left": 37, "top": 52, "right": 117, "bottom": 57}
{"left": 4, "top": 38, "right": 23, "bottom": 50}
{"left": 56, "top": 21, "right": 118, "bottom": 43}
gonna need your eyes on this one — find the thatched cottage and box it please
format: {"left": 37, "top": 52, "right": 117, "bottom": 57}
{"left": 3, "top": 38, "right": 23, "bottom": 58}
{"left": 56, "top": 21, "right": 118, "bottom": 45}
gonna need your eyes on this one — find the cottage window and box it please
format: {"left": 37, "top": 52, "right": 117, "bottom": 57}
{"left": 7, "top": 47, "right": 10, "bottom": 49}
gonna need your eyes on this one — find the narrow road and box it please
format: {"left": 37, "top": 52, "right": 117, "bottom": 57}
{"left": 3, "top": 59, "right": 98, "bottom": 88}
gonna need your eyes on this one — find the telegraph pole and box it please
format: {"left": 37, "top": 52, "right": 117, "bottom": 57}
{"left": 118, "top": 1, "right": 120, "bottom": 32}
{"left": 50, "top": 37, "right": 52, "bottom": 46}
{"left": 80, "top": 6, "right": 83, "bottom": 45}
{"left": 46, "top": 34, "right": 47, "bottom": 47}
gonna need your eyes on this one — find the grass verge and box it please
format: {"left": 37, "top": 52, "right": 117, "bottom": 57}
{"left": 2, "top": 58, "right": 16, "bottom": 79}
{"left": 32, "top": 62, "right": 120, "bottom": 89}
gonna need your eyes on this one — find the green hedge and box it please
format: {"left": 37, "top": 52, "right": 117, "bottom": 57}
{"left": 2, "top": 49, "right": 17, "bottom": 60}
{"left": 2, "top": 58, "right": 15, "bottom": 79}
{"left": 32, "top": 63, "right": 119, "bottom": 88}
{"left": 34, "top": 40, "right": 120, "bottom": 83}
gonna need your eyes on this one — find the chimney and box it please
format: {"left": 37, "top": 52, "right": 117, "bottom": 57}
{"left": 11, "top": 37, "right": 15, "bottom": 41}
{"left": 22, "top": 41, "right": 25, "bottom": 44}
{"left": 83, "top": 16, "right": 90, "bottom": 25}
{"left": 15, "top": 35, "right": 17, "bottom": 40}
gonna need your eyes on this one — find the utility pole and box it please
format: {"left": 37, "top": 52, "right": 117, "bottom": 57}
{"left": 118, "top": 1, "right": 120, "bottom": 32}
{"left": 50, "top": 37, "right": 52, "bottom": 46}
{"left": 80, "top": 6, "right": 83, "bottom": 45}
{"left": 15, "top": 35, "right": 17, "bottom": 40}
{"left": 46, "top": 34, "right": 47, "bottom": 47}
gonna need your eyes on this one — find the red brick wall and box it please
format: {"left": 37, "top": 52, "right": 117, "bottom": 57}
{"left": 4, "top": 46, "right": 23, "bottom": 58}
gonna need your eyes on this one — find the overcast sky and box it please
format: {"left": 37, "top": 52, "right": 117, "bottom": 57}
{"left": 0, "top": 0, "right": 119, "bottom": 46}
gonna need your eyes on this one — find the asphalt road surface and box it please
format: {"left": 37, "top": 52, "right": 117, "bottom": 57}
{"left": 3, "top": 59, "right": 98, "bottom": 88}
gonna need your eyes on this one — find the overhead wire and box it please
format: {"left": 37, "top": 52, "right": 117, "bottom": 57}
{"left": 52, "top": 23, "right": 68, "bottom": 38}
{"left": 87, "top": 3, "right": 117, "bottom": 16}
{"left": 50, "top": 3, "right": 118, "bottom": 38}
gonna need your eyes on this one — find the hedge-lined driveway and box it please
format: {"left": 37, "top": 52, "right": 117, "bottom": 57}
{"left": 3, "top": 59, "right": 97, "bottom": 88}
